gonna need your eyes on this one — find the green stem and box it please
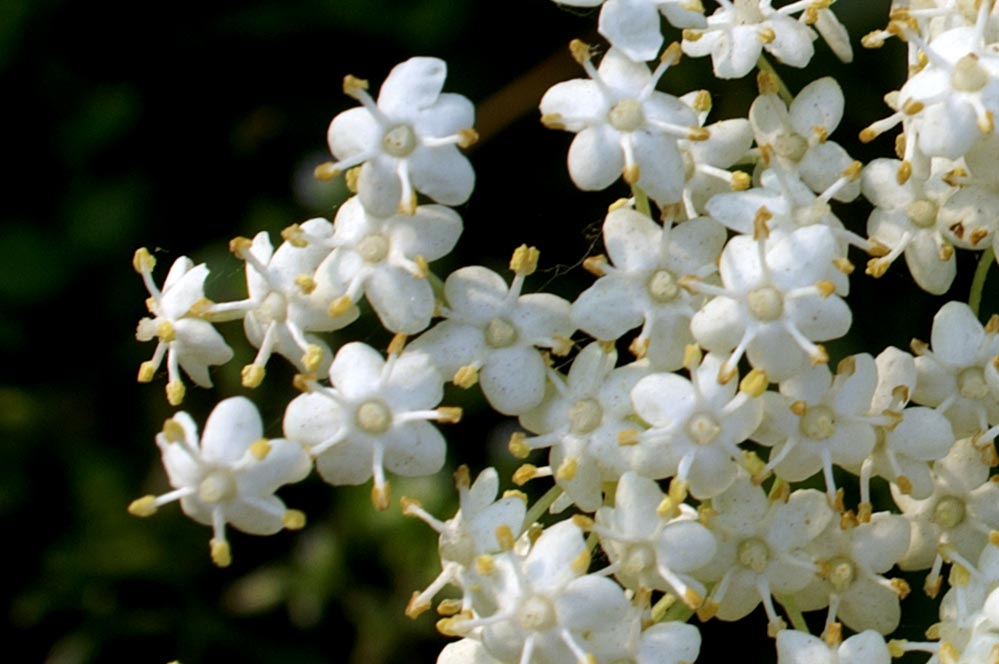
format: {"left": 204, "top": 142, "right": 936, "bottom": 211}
{"left": 777, "top": 594, "right": 808, "bottom": 632}
{"left": 632, "top": 184, "right": 651, "bottom": 219}
{"left": 521, "top": 484, "right": 563, "bottom": 533}
{"left": 969, "top": 248, "right": 994, "bottom": 317}
{"left": 756, "top": 55, "right": 794, "bottom": 106}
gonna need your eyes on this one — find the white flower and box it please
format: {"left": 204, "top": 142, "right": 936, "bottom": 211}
{"left": 402, "top": 466, "right": 527, "bottom": 617}
{"left": 689, "top": 224, "right": 852, "bottom": 383}
{"left": 572, "top": 205, "right": 726, "bottom": 370}
{"left": 681, "top": 0, "right": 817, "bottom": 79}
{"left": 409, "top": 248, "right": 574, "bottom": 415}
{"left": 540, "top": 44, "right": 700, "bottom": 206}
{"left": 128, "top": 397, "right": 311, "bottom": 567}
{"left": 318, "top": 196, "right": 462, "bottom": 334}
{"left": 777, "top": 629, "right": 891, "bottom": 664}
{"left": 631, "top": 352, "right": 764, "bottom": 498}
{"left": 325, "top": 57, "right": 476, "bottom": 217}
{"left": 552, "top": 0, "right": 706, "bottom": 62}
{"left": 133, "top": 249, "right": 233, "bottom": 405}
{"left": 282, "top": 341, "right": 454, "bottom": 510}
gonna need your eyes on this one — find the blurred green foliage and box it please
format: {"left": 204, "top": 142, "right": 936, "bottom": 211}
{"left": 3, "top": 0, "right": 968, "bottom": 662}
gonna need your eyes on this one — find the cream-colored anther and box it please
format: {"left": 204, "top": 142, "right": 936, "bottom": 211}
{"left": 328, "top": 295, "right": 353, "bottom": 318}
{"left": 453, "top": 365, "right": 479, "bottom": 388}
{"left": 356, "top": 400, "right": 392, "bottom": 434}
{"left": 740, "top": 368, "right": 769, "bottom": 397}
{"left": 249, "top": 438, "right": 272, "bottom": 461}
{"left": 283, "top": 509, "right": 306, "bottom": 530}
{"left": 510, "top": 244, "right": 539, "bottom": 275}
{"left": 569, "top": 39, "right": 592, "bottom": 64}
{"left": 372, "top": 482, "right": 391, "bottom": 511}
{"left": 758, "top": 27, "right": 776, "bottom": 43}
{"left": 166, "top": 380, "right": 185, "bottom": 406}
{"left": 156, "top": 320, "right": 176, "bottom": 343}
{"left": 342, "top": 74, "right": 369, "bottom": 96}
{"left": 133, "top": 247, "right": 155, "bottom": 273}
{"left": 128, "top": 495, "right": 158, "bottom": 517}
{"left": 241, "top": 363, "right": 265, "bottom": 388}
{"left": 211, "top": 539, "right": 232, "bottom": 567}
{"left": 302, "top": 344, "right": 323, "bottom": 372}
{"left": 295, "top": 274, "right": 317, "bottom": 294}
{"left": 162, "top": 418, "right": 186, "bottom": 443}
{"left": 457, "top": 128, "right": 478, "bottom": 148}
{"left": 540, "top": 112, "right": 566, "bottom": 130}
{"left": 556, "top": 456, "right": 578, "bottom": 481}
{"left": 137, "top": 361, "right": 156, "bottom": 383}
{"left": 314, "top": 161, "right": 340, "bottom": 180}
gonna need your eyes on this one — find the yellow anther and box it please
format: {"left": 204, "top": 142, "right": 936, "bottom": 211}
{"left": 137, "top": 361, "right": 156, "bottom": 383}
{"left": 132, "top": 247, "right": 155, "bottom": 273}
{"left": 328, "top": 295, "right": 354, "bottom": 318}
{"left": 861, "top": 30, "right": 886, "bottom": 49}
{"left": 618, "top": 429, "right": 640, "bottom": 446}
{"left": 683, "top": 588, "right": 704, "bottom": 609}
{"left": 400, "top": 496, "right": 422, "bottom": 516}
{"left": 569, "top": 39, "right": 592, "bottom": 64}
{"left": 556, "top": 456, "right": 578, "bottom": 481}
{"left": 453, "top": 464, "right": 471, "bottom": 490}
{"left": 896, "top": 161, "right": 912, "bottom": 185}
{"left": 816, "top": 280, "right": 836, "bottom": 298}
{"left": 691, "top": 89, "right": 712, "bottom": 113}
{"left": 682, "top": 28, "right": 704, "bottom": 42}
{"left": 413, "top": 255, "right": 430, "bottom": 278}
{"left": 295, "top": 274, "right": 317, "bottom": 294}
{"left": 512, "top": 464, "right": 539, "bottom": 486}
{"left": 166, "top": 380, "right": 186, "bottom": 406}
{"left": 583, "top": 254, "right": 608, "bottom": 276}
{"left": 980, "top": 111, "right": 995, "bottom": 134}
{"left": 971, "top": 227, "right": 989, "bottom": 246}
{"left": 453, "top": 365, "right": 479, "bottom": 388}
{"left": 858, "top": 127, "right": 878, "bottom": 143}
{"left": 156, "top": 320, "right": 176, "bottom": 343}
{"left": 985, "top": 314, "right": 999, "bottom": 335}
{"left": 385, "top": 333, "right": 407, "bottom": 357}
{"left": 790, "top": 400, "right": 808, "bottom": 416}
{"left": 742, "top": 449, "right": 767, "bottom": 477}
{"left": 128, "top": 495, "right": 158, "bottom": 517}
{"left": 891, "top": 577, "right": 911, "bottom": 599}
{"left": 608, "top": 198, "right": 631, "bottom": 212}
{"left": 229, "top": 236, "right": 253, "bottom": 258}
{"left": 502, "top": 489, "right": 528, "bottom": 502}
{"left": 372, "top": 482, "right": 392, "bottom": 511}
{"left": 570, "top": 548, "right": 591, "bottom": 575}
{"left": 436, "top": 406, "right": 463, "bottom": 424}
{"left": 508, "top": 431, "right": 531, "bottom": 459}
{"left": 282, "top": 509, "right": 306, "bottom": 530}
{"left": 292, "top": 373, "right": 316, "bottom": 393}
{"left": 823, "top": 622, "right": 842, "bottom": 648}
{"left": 813, "top": 126, "right": 830, "bottom": 143}
{"left": 657, "top": 496, "right": 679, "bottom": 518}
{"left": 162, "top": 418, "right": 186, "bottom": 443}
{"left": 887, "top": 640, "right": 908, "bottom": 658}
{"left": 457, "top": 128, "right": 478, "bottom": 148}
{"left": 510, "top": 244, "right": 539, "bottom": 276}
{"left": 345, "top": 166, "right": 361, "bottom": 192}
{"left": 833, "top": 488, "right": 846, "bottom": 512}
{"left": 342, "top": 74, "right": 369, "bottom": 97}
{"left": 241, "top": 363, "right": 266, "bottom": 388}
{"left": 894, "top": 133, "right": 907, "bottom": 160}
{"left": 541, "top": 112, "right": 566, "bottom": 130}
{"left": 301, "top": 344, "right": 323, "bottom": 373}
{"left": 758, "top": 27, "right": 776, "bottom": 43}
{"left": 495, "top": 524, "right": 515, "bottom": 551}
{"left": 249, "top": 438, "right": 272, "bottom": 461}
{"left": 405, "top": 592, "right": 431, "bottom": 619}
{"left": 629, "top": 336, "right": 650, "bottom": 359}
{"left": 399, "top": 192, "right": 418, "bottom": 216}
{"left": 313, "top": 161, "right": 340, "bottom": 180}
{"left": 810, "top": 344, "right": 829, "bottom": 365}
{"left": 739, "top": 368, "right": 769, "bottom": 397}
{"left": 866, "top": 258, "right": 890, "bottom": 278}
{"left": 281, "top": 224, "right": 308, "bottom": 248}
{"left": 717, "top": 362, "right": 738, "bottom": 385}
{"left": 683, "top": 343, "right": 702, "bottom": 371}
{"left": 943, "top": 166, "right": 968, "bottom": 187}
{"left": 660, "top": 41, "right": 683, "bottom": 66}
{"left": 991, "top": 530, "right": 999, "bottom": 547}
{"left": 210, "top": 539, "right": 232, "bottom": 568}
{"left": 687, "top": 127, "right": 710, "bottom": 141}
{"left": 939, "top": 641, "right": 959, "bottom": 664}
{"left": 436, "top": 614, "right": 469, "bottom": 637}
{"left": 730, "top": 171, "right": 751, "bottom": 191}
{"left": 909, "top": 338, "right": 928, "bottom": 356}
{"left": 436, "top": 598, "right": 463, "bottom": 616}
{"left": 696, "top": 599, "right": 719, "bottom": 621}
{"left": 896, "top": 474, "right": 913, "bottom": 495}
{"left": 753, "top": 206, "right": 773, "bottom": 239}
{"left": 475, "top": 554, "right": 495, "bottom": 576}
{"left": 571, "top": 514, "right": 594, "bottom": 531}
{"left": 668, "top": 478, "right": 689, "bottom": 505}
{"left": 757, "top": 71, "right": 779, "bottom": 96}
{"left": 552, "top": 335, "right": 573, "bottom": 357}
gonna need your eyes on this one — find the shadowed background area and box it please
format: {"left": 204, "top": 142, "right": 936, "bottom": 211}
{"left": 2, "top": 0, "right": 962, "bottom": 662}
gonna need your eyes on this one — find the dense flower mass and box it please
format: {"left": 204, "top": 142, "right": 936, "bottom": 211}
{"left": 127, "top": 1, "right": 999, "bottom": 662}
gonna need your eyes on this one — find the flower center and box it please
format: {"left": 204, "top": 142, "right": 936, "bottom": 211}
{"left": 622, "top": 544, "right": 655, "bottom": 578}
{"left": 792, "top": 200, "right": 831, "bottom": 227}
{"left": 800, "top": 405, "right": 836, "bottom": 440}
{"left": 259, "top": 291, "right": 288, "bottom": 323}
{"left": 518, "top": 594, "right": 557, "bottom": 631}
{"left": 774, "top": 133, "right": 808, "bottom": 161}
{"left": 607, "top": 99, "right": 645, "bottom": 132}
{"left": 933, "top": 495, "right": 966, "bottom": 529}
{"left": 357, "top": 234, "right": 390, "bottom": 263}
{"left": 383, "top": 124, "right": 418, "bottom": 157}
{"left": 198, "top": 469, "right": 236, "bottom": 503}
{"left": 569, "top": 399, "right": 603, "bottom": 434}
{"left": 356, "top": 400, "right": 392, "bottom": 434}
{"left": 647, "top": 269, "right": 679, "bottom": 303}
{"left": 687, "top": 412, "right": 721, "bottom": 445}
{"left": 827, "top": 556, "right": 855, "bottom": 592}
{"left": 906, "top": 200, "right": 938, "bottom": 228}
{"left": 485, "top": 317, "right": 518, "bottom": 348}
{"left": 958, "top": 367, "right": 990, "bottom": 399}
{"left": 748, "top": 286, "right": 784, "bottom": 321}
{"left": 737, "top": 537, "right": 770, "bottom": 573}
{"left": 952, "top": 54, "right": 989, "bottom": 92}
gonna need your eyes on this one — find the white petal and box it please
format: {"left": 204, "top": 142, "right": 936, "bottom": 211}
{"left": 201, "top": 397, "right": 263, "bottom": 464}
{"left": 377, "top": 57, "right": 447, "bottom": 115}
{"left": 568, "top": 125, "right": 624, "bottom": 191}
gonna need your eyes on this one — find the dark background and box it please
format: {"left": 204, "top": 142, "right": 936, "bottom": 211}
{"left": 2, "top": 0, "right": 969, "bottom": 662}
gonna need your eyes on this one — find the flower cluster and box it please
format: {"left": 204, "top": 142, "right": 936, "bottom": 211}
{"left": 127, "top": 1, "right": 999, "bottom": 662}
